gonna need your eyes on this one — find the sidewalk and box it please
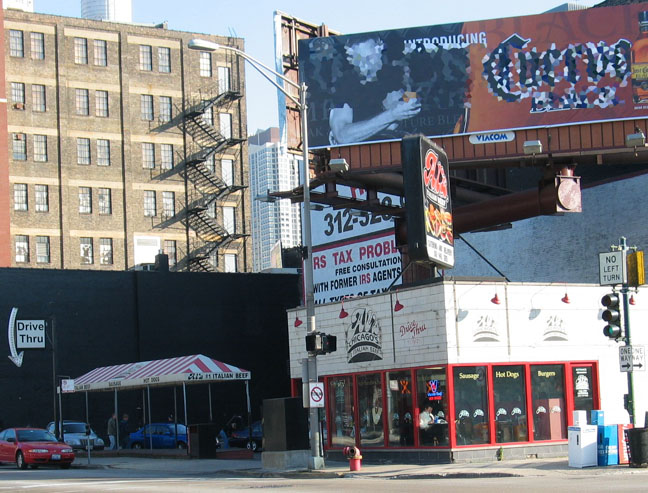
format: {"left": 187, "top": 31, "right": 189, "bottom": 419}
{"left": 73, "top": 454, "right": 648, "bottom": 479}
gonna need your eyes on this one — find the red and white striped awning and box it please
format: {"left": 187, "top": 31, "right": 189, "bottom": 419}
{"left": 72, "top": 354, "right": 250, "bottom": 392}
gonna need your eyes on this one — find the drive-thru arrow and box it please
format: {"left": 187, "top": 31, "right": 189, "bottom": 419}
{"left": 7, "top": 307, "right": 23, "bottom": 367}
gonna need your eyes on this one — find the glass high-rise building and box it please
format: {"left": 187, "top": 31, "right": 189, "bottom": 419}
{"left": 81, "top": 0, "right": 132, "bottom": 23}
{"left": 249, "top": 128, "right": 301, "bottom": 271}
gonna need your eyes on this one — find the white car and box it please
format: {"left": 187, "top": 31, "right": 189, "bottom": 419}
{"left": 46, "top": 421, "right": 105, "bottom": 451}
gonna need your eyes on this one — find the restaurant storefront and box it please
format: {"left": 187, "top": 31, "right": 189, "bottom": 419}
{"left": 287, "top": 280, "right": 646, "bottom": 463}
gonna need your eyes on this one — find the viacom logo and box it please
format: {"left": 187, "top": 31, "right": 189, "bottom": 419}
{"left": 345, "top": 306, "right": 383, "bottom": 363}
{"left": 469, "top": 131, "right": 515, "bottom": 144}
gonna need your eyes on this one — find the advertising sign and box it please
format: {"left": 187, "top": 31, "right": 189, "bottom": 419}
{"left": 298, "top": 4, "right": 647, "bottom": 149}
{"left": 312, "top": 230, "right": 401, "bottom": 304}
{"left": 401, "top": 135, "right": 454, "bottom": 268}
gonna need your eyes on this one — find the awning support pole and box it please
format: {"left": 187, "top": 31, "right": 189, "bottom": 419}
{"left": 114, "top": 388, "right": 119, "bottom": 450}
{"left": 182, "top": 382, "right": 188, "bottom": 426}
{"left": 245, "top": 380, "right": 252, "bottom": 450}
{"left": 173, "top": 386, "right": 178, "bottom": 448}
{"left": 147, "top": 385, "right": 152, "bottom": 450}
{"left": 208, "top": 384, "right": 213, "bottom": 422}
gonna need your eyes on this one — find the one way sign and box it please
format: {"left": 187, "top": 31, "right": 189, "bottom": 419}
{"left": 619, "top": 346, "right": 645, "bottom": 372}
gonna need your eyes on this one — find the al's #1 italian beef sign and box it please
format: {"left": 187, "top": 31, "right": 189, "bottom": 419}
{"left": 402, "top": 135, "right": 453, "bottom": 268}
{"left": 298, "top": 4, "right": 647, "bottom": 148}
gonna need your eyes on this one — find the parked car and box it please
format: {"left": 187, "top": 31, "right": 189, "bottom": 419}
{"left": 127, "top": 423, "right": 187, "bottom": 449}
{"left": 0, "top": 427, "right": 75, "bottom": 469}
{"left": 45, "top": 421, "right": 105, "bottom": 451}
{"left": 228, "top": 420, "right": 262, "bottom": 451}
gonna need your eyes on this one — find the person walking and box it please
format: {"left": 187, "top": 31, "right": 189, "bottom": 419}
{"left": 119, "top": 413, "right": 129, "bottom": 449}
{"left": 107, "top": 413, "right": 117, "bottom": 450}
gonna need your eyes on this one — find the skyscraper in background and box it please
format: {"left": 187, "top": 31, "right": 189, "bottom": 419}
{"left": 249, "top": 128, "right": 301, "bottom": 271}
{"left": 81, "top": 0, "right": 132, "bottom": 23}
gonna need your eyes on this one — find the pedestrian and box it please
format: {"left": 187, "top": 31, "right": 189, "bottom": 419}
{"left": 119, "top": 413, "right": 129, "bottom": 449}
{"left": 107, "top": 413, "right": 117, "bottom": 450}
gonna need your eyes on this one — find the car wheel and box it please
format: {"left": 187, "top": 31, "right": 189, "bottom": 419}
{"left": 247, "top": 440, "right": 257, "bottom": 452}
{"left": 60, "top": 464, "right": 71, "bottom": 469}
{"left": 177, "top": 442, "right": 187, "bottom": 450}
{"left": 16, "top": 451, "right": 27, "bottom": 470}
{"left": 132, "top": 442, "right": 143, "bottom": 450}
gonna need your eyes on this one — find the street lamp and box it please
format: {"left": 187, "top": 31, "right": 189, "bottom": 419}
{"left": 188, "top": 38, "right": 323, "bottom": 469}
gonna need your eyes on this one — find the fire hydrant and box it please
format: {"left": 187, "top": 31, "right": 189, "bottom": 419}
{"left": 343, "top": 446, "right": 362, "bottom": 471}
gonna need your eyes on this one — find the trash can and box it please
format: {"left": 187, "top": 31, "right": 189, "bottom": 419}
{"left": 188, "top": 423, "right": 220, "bottom": 458}
{"left": 626, "top": 428, "right": 648, "bottom": 468}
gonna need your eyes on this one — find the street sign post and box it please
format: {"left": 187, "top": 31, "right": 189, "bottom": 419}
{"left": 619, "top": 346, "right": 646, "bottom": 372}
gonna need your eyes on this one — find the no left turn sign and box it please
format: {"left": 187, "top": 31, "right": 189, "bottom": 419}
{"left": 309, "top": 382, "right": 325, "bottom": 408}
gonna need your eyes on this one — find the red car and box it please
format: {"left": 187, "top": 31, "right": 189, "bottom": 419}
{"left": 0, "top": 428, "right": 75, "bottom": 469}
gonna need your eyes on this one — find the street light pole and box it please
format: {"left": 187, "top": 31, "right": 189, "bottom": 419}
{"left": 187, "top": 39, "right": 323, "bottom": 469}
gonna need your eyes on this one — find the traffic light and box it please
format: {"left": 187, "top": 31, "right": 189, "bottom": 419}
{"left": 601, "top": 293, "right": 622, "bottom": 339}
{"left": 305, "top": 332, "right": 337, "bottom": 355}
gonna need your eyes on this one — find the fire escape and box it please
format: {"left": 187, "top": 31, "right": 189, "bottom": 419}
{"left": 181, "top": 90, "right": 247, "bottom": 272}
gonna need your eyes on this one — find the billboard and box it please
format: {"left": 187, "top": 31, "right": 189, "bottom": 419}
{"left": 401, "top": 135, "right": 454, "bottom": 268}
{"left": 298, "top": 4, "right": 647, "bottom": 149}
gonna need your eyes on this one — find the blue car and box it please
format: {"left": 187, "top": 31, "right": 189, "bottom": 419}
{"left": 127, "top": 423, "right": 187, "bottom": 449}
{"left": 228, "top": 420, "right": 262, "bottom": 452}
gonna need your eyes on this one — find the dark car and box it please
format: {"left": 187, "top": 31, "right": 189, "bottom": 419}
{"left": 228, "top": 420, "right": 262, "bottom": 451}
{"left": 0, "top": 428, "right": 75, "bottom": 469}
{"left": 127, "top": 423, "right": 187, "bottom": 449}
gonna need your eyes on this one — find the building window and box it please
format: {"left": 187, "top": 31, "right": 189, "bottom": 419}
{"left": 139, "top": 45, "right": 153, "bottom": 71}
{"left": 99, "top": 238, "right": 113, "bottom": 265}
{"left": 77, "top": 138, "right": 91, "bottom": 165}
{"left": 209, "top": 250, "right": 218, "bottom": 269}
{"left": 32, "top": 84, "right": 46, "bottom": 112}
{"left": 94, "top": 39, "right": 107, "bottom": 66}
{"left": 202, "top": 105, "right": 213, "bottom": 126}
{"left": 160, "top": 144, "right": 174, "bottom": 170}
{"left": 164, "top": 240, "right": 177, "bottom": 267}
{"left": 31, "top": 32, "right": 45, "bottom": 60}
{"left": 35, "top": 184, "right": 49, "bottom": 213}
{"left": 221, "top": 159, "right": 233, "bottom": 186}
{"left": 79, "top": 187, "right": 92, "bottom": 214}
{"left": 97, "top": 139, "right": 111, "bottom": 166}
{"left": 223, "top": 206, "right": 235, "bottom": 233}
{"left": 158, "top": 47, "right": 171, "bottom": 73}
{"left": 218, "top": 66, "right": 230, "bottom": 93}
{"left": 531, "top": 364, "right": 566, "bottom": 441}
{"left": 76, "top": 88, "right": 89, "bottom": 115}
{"left": 15, "top": 235, "right": 29, "bottom": 263}
{"left": 453, "top": 366, "right": 490, "bottom": 445}
{"left": 219, "top": 112, "right": 232, "bottom": 139}
{"left": 142, "top": 143, "right": 155, "bottom": 169}
{"left": 386, "top": 370, "right": 414, "bottom": 446}
{"left": 95, "top": 90, "right": 109, "bottom": 117}
{"left": 36, "top": 236, "right": 50, "bottom": 263}
{"left": 199, "top": 52, "right": 212, "bottom": 77}
{"left": 416, "top": 368, "right": 449, "bottom": 447}
{"left": 33, "top": 135, "right": 47, "bottom": 162}
{"left": 206, "top": 201, "right": 217, "bottom": 219}
{"left": 144, "top": 190, "right": 156, "bottom": 217}
{"left": 98, "top": 188, "right": 112, "bottom": 215}
{"left": 74, "top": 37, "right": 88, "bottom": 64}
{"left": 9, "top": 30, "right": 24, "bottom": 57}
{"left": 357, "top": 373, "right": 384, "bottom": 447}
{"left": 141, "top": 94, "right": 154, "bottom": 120}
{"left": 204, "top": 153, "right": 215, "bottom": 174}
{"left": 14, "top": 184, "right": 28, "bottom": 211}
{"left": 11, "top": 82, "right": 25, "bottom": 107}
{"left": 492, "top": 365, "right": 527, "bottom": 444}
{"left": 162, "top": 191, "right": 175, "bottom": 218}
{"left": 80, "top": 237, "right": 94, "bottom": 264}
{"left": 159, "top": 96, "right": 172, "bottom": 122}
{"left": 13, "top": 134, "right": 26, "bottom": 160}
{"left": 328, "top": 376, "right": 355, "bottom": 447}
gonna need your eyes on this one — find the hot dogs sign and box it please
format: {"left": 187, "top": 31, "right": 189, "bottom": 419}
{"left": 401, "top": 135, "right": 454, "bottom": 268}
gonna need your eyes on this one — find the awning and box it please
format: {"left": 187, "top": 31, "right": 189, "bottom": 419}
{"left": 72, "top": 354, "right": 250, "bottom": 392}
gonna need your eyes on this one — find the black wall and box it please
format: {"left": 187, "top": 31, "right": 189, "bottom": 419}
{"left": 0, "top": 268, "right": 300, "bottom": 439}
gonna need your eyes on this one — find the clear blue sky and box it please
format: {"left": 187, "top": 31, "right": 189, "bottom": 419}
{"left": 33, "top": 0, "right": 601, "bottom": 135}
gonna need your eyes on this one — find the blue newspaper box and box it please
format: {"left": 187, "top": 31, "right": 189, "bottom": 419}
{"left": 597, "top": 425, "right": 619, "bottom": 466}
{"left": 591, "top": 410, "right": 604, "bottom": 426}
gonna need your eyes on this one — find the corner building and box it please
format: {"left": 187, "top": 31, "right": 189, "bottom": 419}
{"left": 4, "top": 9, "right": 251, "bottom": 272}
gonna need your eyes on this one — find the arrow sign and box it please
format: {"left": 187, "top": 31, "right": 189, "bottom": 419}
{"left": 7, "top": 307, "right": 24, "bottom": 367}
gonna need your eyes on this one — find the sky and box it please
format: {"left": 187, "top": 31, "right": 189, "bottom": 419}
{"left": 32, "top": 0, "right": 602, "bottom": 135}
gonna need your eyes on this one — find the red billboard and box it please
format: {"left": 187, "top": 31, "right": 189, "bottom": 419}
{"left": 298, "top": 4, "right": 648, "bottom": 149}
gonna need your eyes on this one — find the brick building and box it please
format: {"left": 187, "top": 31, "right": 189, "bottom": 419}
{"left": 3, "top": 9, "right": 251, "bottom": 272}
